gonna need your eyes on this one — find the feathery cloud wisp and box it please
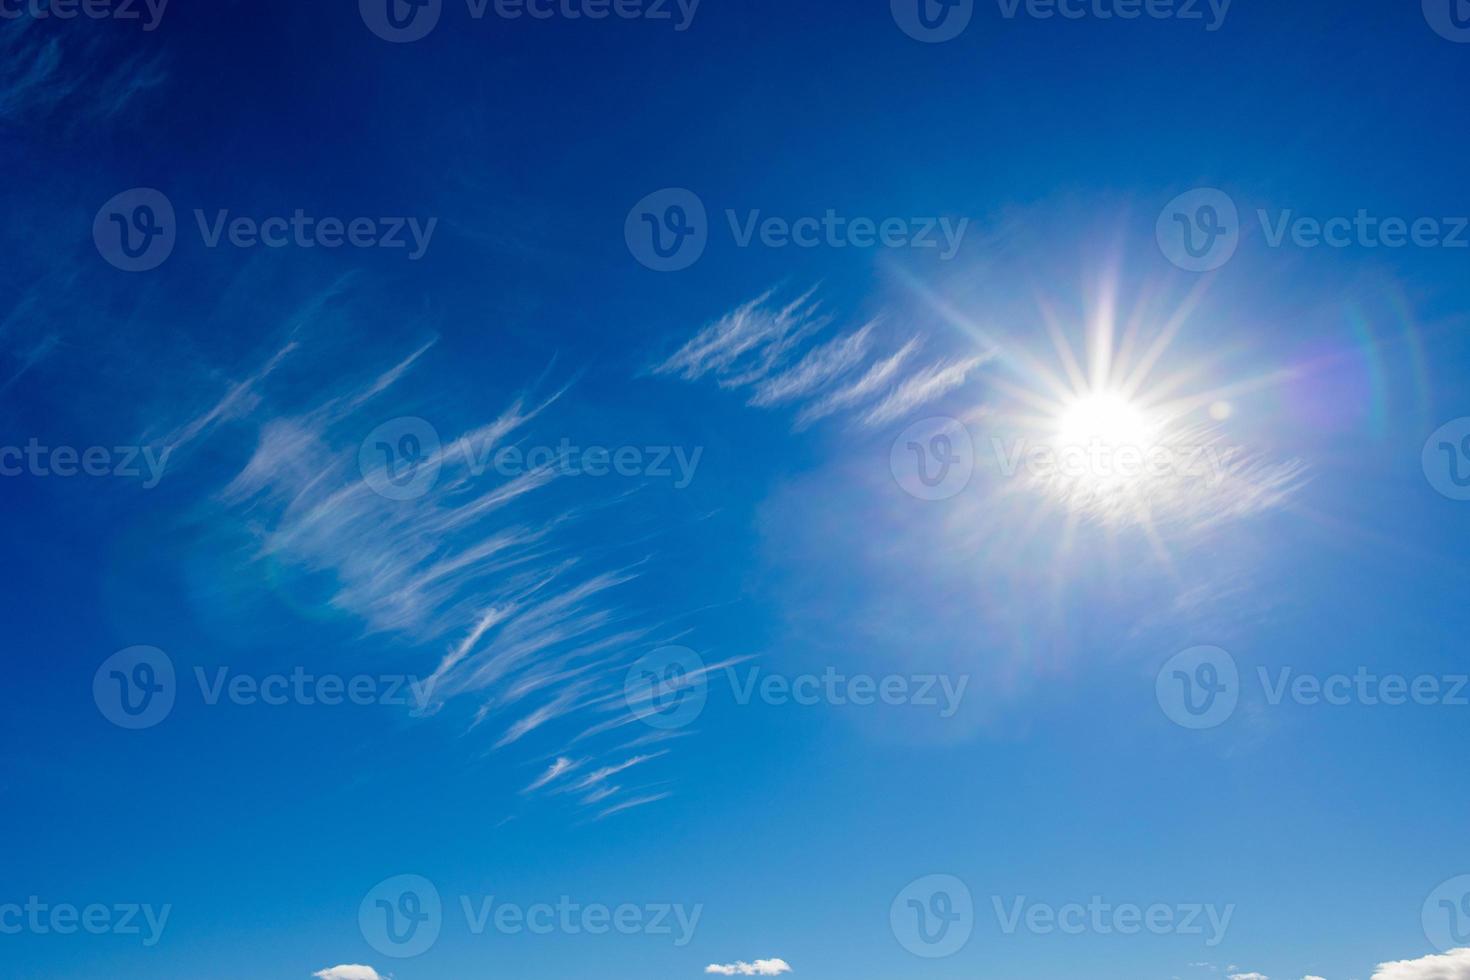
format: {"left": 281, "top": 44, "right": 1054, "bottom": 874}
{"left": 654, "top": 289, "right": 988, "bottom": 432}
{"left": 156, "top": 325, "right": 678, "bottom": 817}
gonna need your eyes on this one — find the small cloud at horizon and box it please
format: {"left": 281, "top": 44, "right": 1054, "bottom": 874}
{"left": 705, "top": 958, "right": 792, "bottom": 976}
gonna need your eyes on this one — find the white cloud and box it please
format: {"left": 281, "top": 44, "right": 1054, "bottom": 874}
{"left": 705, "top": 959, "right": 793, "bottom": 976}
{"left": 793, "top": 337, "right": 919, "bottom": 429}
{"left": 856, "top": 352, "right": 990, "bottom": 426}
{"left": 1229, "top": 974, "right": 1269, "bottom": 980}
{"left": 655, "top": 289, "right": 986, "bottom": 431}
{"left": 524, "top": 756, "right": 580, "bottom": 793}
{"left": 1372, "top": 948, "right": 1470, "bottom": 980}
{"left": 747, "top": 322, "right": 875, "bottom": 407}
{"left": 1303, "top": 975, "right": 1327, "bottom": 980}
{"left": 313, "top": 967, "right": 384, "bottom": 980}
{"left": 157, "top": 328, "right": 680, "bottom": 817}
{"left": 597, "top": 791, "right": 672, "bottom": 820}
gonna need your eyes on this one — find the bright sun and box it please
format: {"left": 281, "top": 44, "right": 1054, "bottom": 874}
{"left": 1054, "top": 391, "right": 1157, "bottom": 452}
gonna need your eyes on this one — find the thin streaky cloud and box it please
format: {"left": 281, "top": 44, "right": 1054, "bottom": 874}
{"left": 596, "top": 792, "right": 672, "bottom": 820}
{"left": 156, "top": 333, "right": 685, "bottom": 815}
{"left": 858, "top": 353, "right": 993, "bottom": 427}
{"left": 747, "top": 321, "right": 876, "bottom": 407}
{"left": 160, "top": 339, "right": 300, "bottom": 452}
{"left": 567, "top": 751, "right": 671, "bottom": 791}
{"left": 793, "top": 336, "right": 920, "bottom": 429}
{"left": 656, "top": 289, "right": 986, "bottom": 431}
{"left": 524, "top": 756, "right": 582, "bottom": 793}
{"left": 653, "top": 288, "right": 827, "bottom": 385}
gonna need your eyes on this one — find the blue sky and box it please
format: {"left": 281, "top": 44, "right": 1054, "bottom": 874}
{"left": 3, "top": 1, "right": 1470, "bottom": 979}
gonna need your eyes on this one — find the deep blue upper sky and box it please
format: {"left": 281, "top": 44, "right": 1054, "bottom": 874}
{"left": 3, "top": 1, "right": 1470, "bottom": 979}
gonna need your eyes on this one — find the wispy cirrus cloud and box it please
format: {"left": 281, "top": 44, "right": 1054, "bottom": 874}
{"left": 857, "top": 351, "right": 992, "bottom": 426}
{"left": 596, "top": 792, "right": 672, "bottom": 820}
{"left": 0, "top": 20, "right": 166, "bottom": 127}
{"left": 152, "top": 301, "right": 685, "bottom": 819}
{"left": 653, "top": 289, "right": 988, "bottom": 431}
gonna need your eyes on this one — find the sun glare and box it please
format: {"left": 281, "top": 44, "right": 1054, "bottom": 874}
{"left": 1054, "top": 391, "right": 1156, "bottom": 452}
